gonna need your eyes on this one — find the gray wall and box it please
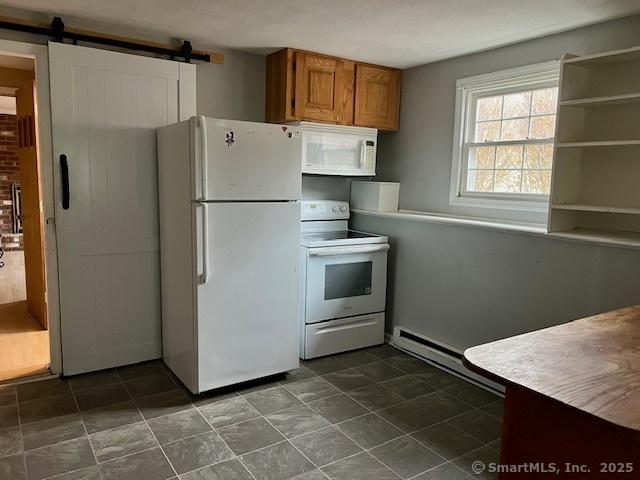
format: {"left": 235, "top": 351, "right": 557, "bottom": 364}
{"left": 302, "top": 176, "right": 352, "bottom": 201}
{"left": 196, "top": 48, "right": 265, "bottom": 121}
{"left": 358, "top": 14, "right": 640, "bottom": 349}
{"left": 352, "top": 213, "right": 640, "bottom": 350}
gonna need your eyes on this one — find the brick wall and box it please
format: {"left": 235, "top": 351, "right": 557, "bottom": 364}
{"left": 0, "top": 113, "right": 22, "bottom": 251}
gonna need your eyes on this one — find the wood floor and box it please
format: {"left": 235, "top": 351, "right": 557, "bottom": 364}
{"left": 0, "top": 251, "right": 49, "bottom": 382}
{"left": 0, "top": 251, "right": 26, "bottom": 305}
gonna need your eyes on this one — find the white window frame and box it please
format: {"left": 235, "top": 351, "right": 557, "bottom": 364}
{"left": 449, "top": 60, "right": 560, "bottom": 214}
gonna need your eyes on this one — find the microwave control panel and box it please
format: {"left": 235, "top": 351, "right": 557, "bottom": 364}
{"left": 301, "top": 201, "right": 349, "bottom": 221}
{"left": 364, "top": 140, "right": 376, "bottom": 168}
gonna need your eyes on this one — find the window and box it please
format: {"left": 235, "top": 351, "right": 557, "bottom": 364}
{"left": 450, "top": 61, "right": 560, "bottom": 214}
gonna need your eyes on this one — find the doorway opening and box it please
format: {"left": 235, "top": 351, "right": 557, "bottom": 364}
{"left": 0, "top": 54, "right": 49, "bottom": 382}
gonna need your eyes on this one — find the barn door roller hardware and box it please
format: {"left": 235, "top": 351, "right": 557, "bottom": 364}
{"left": 48, "top": 17, "right": 206, "bottom": 62}
{"left": 0, "top": 15, "right": 223, "bottom": 64}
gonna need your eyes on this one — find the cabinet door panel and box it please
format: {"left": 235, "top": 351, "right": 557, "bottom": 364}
{"left": 295, "top": 52, "right": 350, "bottom": 123}
{"left": 355, "top": 65, "right": 401, "bottom": 130}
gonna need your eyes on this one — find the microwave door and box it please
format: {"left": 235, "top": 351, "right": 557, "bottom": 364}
{"left": 302, "top": 131, "right": 376, "bottom": 176}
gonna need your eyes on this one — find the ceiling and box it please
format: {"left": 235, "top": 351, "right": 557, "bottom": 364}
{"left": 4, "top": 0, "right": 640, "bottom": 68}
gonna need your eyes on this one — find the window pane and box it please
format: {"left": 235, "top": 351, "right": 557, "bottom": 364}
{"left": 474, "top": 121, "right": 501, "bottom": 142}
{"left": 500, "top": 118, "right": 528, "bottom": 140}
{"left": 522, "top": 170, "right": 551, "bottom": 194}
{"left": 462, "top": 76, "right": 558, "bottom": 202}
{"left": 524, "top": 144, "right": 553, "bottom": 169}
{"left": 494, "top": 170, "right": 522, "bottom": 192}
{"left": 468, "top": 146, "right": 496, "bottom": 169}
{"left": 531, "top": 88, "right": 558, "bottom": 115}
{"left": 467, "top": 170, "right": 494, "bottom": 192}
{"left": 529, "top": 115, "right": 556, "bottom": 139}
{"left": 503, "top": 91, "right": 531, "bottom": 118}
{"left": 496, "top": 145, "right": 523, "bottom": 169}
{"left": 476, "top": 95, "right": 502, "bottom": 121}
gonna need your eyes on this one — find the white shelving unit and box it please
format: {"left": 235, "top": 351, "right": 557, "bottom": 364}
{"left": 548, "top": 46, "right": 640, "bottom": 248}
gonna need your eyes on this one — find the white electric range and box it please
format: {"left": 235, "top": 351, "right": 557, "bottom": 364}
{"left": 299, "top": 200, "right": 389, "bottom": 359}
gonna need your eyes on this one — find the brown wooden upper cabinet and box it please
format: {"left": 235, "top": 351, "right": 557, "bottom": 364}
{"left": 294, "top": 51, "right": 354, "bottom": 125}
{"left": 354, "top": 64, "right": 401, "bottom": 131}
{"left": 266, "top": 48, "right": 401, "bottom": 131}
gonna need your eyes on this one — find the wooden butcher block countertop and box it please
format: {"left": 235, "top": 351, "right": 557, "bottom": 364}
{"left": 463, "top": 305, "right": 640, "bottom": 432}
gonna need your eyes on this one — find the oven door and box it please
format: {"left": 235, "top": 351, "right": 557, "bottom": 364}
{"left": 304, "top": 243, "right": 388, "bottom": 323}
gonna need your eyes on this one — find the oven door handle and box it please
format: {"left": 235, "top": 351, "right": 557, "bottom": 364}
{"left": 308, "top": 244, "right": 389, "bottom": 257}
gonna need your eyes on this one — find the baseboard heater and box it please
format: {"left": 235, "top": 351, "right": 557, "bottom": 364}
{"left": 391, "top": 326, "right": 505, "bottom": 395}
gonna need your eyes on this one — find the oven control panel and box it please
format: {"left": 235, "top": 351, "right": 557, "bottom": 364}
{"left": 301, "top": 200, "right": 349, "bottom": 221}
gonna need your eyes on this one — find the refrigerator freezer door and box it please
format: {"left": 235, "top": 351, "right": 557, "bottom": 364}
{"left": 193, "top": 117, "right": 302, "bottom": 201}
{"left": 195, "top": 202, "right": 300, "bottom": 392}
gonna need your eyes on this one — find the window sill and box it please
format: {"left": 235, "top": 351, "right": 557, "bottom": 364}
{"left": 351, "top": 209, "right": 547, "bottom": 235}
{"left": 351, "top": 209, "right": 640, "bottom": 250}
{"left": 449, "top": 194, "right": 549, "bottom": 213}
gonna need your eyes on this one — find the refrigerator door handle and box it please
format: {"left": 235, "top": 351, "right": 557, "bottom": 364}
{"left": 198, "top": 115, "right": 208, "bottom": 200}
{"left": 198, "top": 202, "right": 210, "bottom": 285}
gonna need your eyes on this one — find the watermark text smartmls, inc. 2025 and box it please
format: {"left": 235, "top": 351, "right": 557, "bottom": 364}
{"left": 471, "top": 461, "right": 635, "bottom": 475}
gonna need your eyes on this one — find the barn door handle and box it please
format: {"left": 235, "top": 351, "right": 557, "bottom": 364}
{"left": 60, "top": 154, "right": 70, "bottom": 210}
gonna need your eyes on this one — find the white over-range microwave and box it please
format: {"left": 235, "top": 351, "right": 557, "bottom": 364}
{"left": 292, "top": 121, "right": 378, "bottom": 176}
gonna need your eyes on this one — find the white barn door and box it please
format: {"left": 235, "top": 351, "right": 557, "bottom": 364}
{"left": 49, "top": 42, "right": 196, "bottom": 375}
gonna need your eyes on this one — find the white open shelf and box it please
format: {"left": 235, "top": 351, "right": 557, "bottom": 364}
{"left": 563, "top": 45, "right": 640, "bottom": 67}
{"left": 549, "top": 228, "right": 640, "bottom": 249}
{"left": 552, "top": 204, "right": 640, "bottom": 215}
{"left": 555, "top": 101, "right": 640, "bottom": 145}
{"left": 548, "top": 47, "right": 640, "bottom": 247}
{"left": 559, "top": 92, "right": 640, "bottom": 108}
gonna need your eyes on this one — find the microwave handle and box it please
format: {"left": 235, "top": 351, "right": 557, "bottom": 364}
{"left": 309, "top": 244, "right": 389, "bottom": 257}
{"left": 359, "top": 139, "right": 366, "bottom": 168}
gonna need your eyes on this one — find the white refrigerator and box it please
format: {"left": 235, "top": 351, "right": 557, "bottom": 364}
{"left": 157, "top": 117, "right": 301, "bottom": 394}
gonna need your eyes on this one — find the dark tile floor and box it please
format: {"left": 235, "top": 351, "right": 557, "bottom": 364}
{"left": 0, "top": 344, "right": 502, "bottom": 480}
